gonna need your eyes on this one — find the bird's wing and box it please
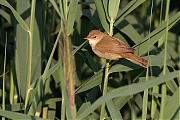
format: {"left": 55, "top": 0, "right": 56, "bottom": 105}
{"left": 95, "top": 35, "right": 135, "bottom": 54}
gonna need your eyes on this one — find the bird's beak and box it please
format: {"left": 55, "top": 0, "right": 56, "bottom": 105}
{"left": 84, "top": 37, "right": 89, "bottom": 40}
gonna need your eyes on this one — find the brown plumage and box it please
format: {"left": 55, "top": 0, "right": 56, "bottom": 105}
{"left": 84, "top": 30, "right": 148, "bottom": 68}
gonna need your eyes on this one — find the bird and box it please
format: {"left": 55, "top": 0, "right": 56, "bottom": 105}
{"left": 84, "top": 30, "right": 148, "bottom": 68}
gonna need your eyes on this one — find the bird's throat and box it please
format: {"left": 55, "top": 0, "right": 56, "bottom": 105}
{"left": 88, "top": 40, "right": 98, "bottom": 46}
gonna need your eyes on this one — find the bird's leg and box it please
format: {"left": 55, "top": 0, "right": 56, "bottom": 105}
{"left": 102, "top": 60, "right": 117, "bottom": 68}
{"left": 105, "top": 60, "right": 111, "bottom": 68}
{"left": 110, "top": 60, "right": 118, "bottom": 66}
{"left": 101, "top": 59, "right": 111, "bottom": 68}
{"left": 105, "top": 60, "right": 117, "bottom": 68}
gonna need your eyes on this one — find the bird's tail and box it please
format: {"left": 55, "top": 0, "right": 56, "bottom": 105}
{"left": 121, "top": 53, "right": 148, "bottom": 68}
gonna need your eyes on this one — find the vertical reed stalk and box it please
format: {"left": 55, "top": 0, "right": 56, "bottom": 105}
{"left": 100, "top": 19, "right": 114, "bottom": 120}
{"left": 24, "top": 0, "right": 36, "bottom": 113}
{"left": 142, "top": 0, "right": 153, "bottom": 119}
{"left": 159, "top": 0, "right": 170, "bottom": 118}
{"left": 62, "top": 20, "right": 76, "bottom": 118}
{"left": 2, "top": 34, "right": 7, "bottom": 120}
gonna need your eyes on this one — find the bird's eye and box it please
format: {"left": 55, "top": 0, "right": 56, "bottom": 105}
{"left": 93, "top": 36, "right": 97, "bottom": 38}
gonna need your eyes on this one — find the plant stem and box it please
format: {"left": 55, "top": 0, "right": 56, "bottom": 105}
{"left": 2, "top": 34, "right": 7, "bottom": 120}
{"left": 100, "top": 62, "right": 110, "bottom": 119}
{"left": 159, "top": 0, "right": 169, "bottom": 118}
{"left": 24, "top": 0, "right": 36, "bottom": 113}
{"left": 100, "top": 19, "right": 114, "bottom": 119}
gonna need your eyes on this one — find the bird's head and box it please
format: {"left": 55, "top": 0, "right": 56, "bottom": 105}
{"left": 84, "top": 30, "right": 104, "bottom": 46}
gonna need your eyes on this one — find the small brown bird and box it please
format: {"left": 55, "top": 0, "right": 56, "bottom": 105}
{"left": 84, "top": 30, "right": 148, "bottom": 68}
